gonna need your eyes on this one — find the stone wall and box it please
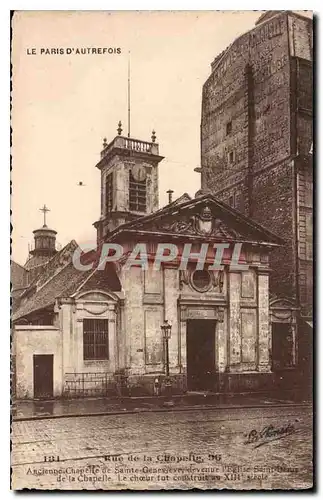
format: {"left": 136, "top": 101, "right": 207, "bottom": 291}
{"left": 14, "top": 326, "right": 62, "bottom": 399}
{"left": 201, "top": 12, "right": 291, "bottom": 193}
{"left": 200, "top": 12, "right": 313, "bottom": 307}
{"left": 252, "top": 159, "right": 296, "bottom": 300}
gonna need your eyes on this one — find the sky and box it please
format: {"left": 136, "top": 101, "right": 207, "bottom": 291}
{"left": 12, "top": 10, "right": 276, "bottom": 264}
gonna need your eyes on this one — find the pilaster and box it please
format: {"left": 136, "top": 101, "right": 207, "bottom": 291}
{"left": 228, "top": 271, "right": 241, "bottom": 370}
{"left": 163, "top": 267, "right": 180, "bottom": 371}
{"left": 257, "top": 270, "right": 271, "bottom": 372}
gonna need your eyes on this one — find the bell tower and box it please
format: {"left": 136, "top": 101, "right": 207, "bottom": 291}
{"left": 94, "top": 121, "right": 164, "bottom": 242}
{"left": 24, "top": 204, "right": 58, "bottom": 283}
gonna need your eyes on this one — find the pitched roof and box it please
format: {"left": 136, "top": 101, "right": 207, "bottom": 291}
{"left": 12, "top": 241, "right": 122, "bottom": 321}
{"left": 13, "top": 240, "right": 81, "bottom": 321}
{"left": 170, "top": 193, "right": 192, "bottom": 206}
{"left": 17, "top": 239, "right": 79, "bottom": 302}
{"left": 11, "top": 260, "right": 26, "bottom": 290}
{"left": 24, "top": 254, "right": 51, "bottom": 271}
{"left": 107, "top": 193, "right": 284, "bottom": 246}
{"left": 12, "top": 262, "right": 90, "bottom": 321}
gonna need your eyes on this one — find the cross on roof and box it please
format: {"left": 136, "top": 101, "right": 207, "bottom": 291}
{"left": 40, "top": 204, "right": 50, "bottom": 227}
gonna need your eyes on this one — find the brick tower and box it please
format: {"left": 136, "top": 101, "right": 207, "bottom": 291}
{"left": 199, "top": 11, "right": 313, "bottom": 382}
{"left": 199, "top": 11, "right": 312, "bottom": 317}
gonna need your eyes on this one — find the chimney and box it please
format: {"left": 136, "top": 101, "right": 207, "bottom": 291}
{"left": 167, "top": 189, "right": 174, "bottom": 204}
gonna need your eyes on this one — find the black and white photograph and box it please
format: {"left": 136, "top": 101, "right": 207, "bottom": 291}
{"left": 10, "top": 10, "right": 313, "bottom": 490}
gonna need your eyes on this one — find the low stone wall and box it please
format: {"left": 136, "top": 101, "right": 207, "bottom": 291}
{"left": 219, "top": 372, "right": 275, "bottom": 394}
{"left": 14, "top": 325, "right": 62, "bottom": 399}
{"left": 127, "top": 374, "right": 187, "bottom": 396}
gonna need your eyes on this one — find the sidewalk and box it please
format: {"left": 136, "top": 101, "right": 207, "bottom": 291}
{"left": 12, "top": 392, "right": 311, "bottom": 421}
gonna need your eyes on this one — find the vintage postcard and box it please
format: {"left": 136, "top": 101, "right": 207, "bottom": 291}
{"left": 11, "top": 10, "right": 313, "bottom": 490}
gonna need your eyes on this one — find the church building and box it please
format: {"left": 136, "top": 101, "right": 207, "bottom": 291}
{"left": 12, "top": 124, "right": 285, "bottom": 399}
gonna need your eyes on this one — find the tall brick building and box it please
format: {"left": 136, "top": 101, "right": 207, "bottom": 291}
{"left": 199, "top": 11, "right": 313, "bottom": 378}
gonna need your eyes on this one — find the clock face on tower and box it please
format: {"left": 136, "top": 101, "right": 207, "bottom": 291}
{"left": 131, "top": 164, "right": 147, "bottom": 182}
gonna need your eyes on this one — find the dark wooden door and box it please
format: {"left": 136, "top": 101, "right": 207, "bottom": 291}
{"left": 33, "top": 354, "right": 53, "bottom": 399}
{"left": 187, "top": 320, "right": 215, "bottom": 391}
{"left": 271, "top": 323, "right": 293, "bottom": 371}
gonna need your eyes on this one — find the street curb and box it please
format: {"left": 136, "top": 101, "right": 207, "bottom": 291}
{"left": 12, "top": 402, "right": 312, "bottom": 422}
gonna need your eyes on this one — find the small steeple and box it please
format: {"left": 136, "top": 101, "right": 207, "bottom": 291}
{"left": 25, "top": 206, "right": 57, "bottom": 272}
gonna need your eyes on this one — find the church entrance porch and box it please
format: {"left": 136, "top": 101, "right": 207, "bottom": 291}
{"left": 186, "top": 319, "right": 216, "bottom": 391}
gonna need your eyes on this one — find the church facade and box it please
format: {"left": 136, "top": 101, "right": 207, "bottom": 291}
{"left": 12, "top": 129, "right": 285, "bottom": 399}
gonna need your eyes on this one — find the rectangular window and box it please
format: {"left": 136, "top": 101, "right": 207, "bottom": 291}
{"left": 226, "top": 121, "right": 232, "bottom": 135}
{"left": 228, "top": 195, "right": 234, "bottom": 207}
{"left": 129, "top": 170, "right": 147, "bottom": 212}
{"left": 83, "top": 319, "right": 109, "bottom": 360}
{"left": 105, "top": 173, "right": 113, "bottom": 214}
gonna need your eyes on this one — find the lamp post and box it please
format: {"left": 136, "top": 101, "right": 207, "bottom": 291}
{"left": 161, "top": 320, "right": 172, "bottom": 376}
{"left": 161, "top": 320, "right": 172, "bottom": 399}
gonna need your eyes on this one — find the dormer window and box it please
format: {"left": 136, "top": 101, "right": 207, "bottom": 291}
{"left": 129, "top": 170, "right": 147, "bottom": 212}
{"left": 226, "top": 121, "right": 232, "bottom": 135}
{"left": 105, "top": 172, "right": 113, "bottom": 214}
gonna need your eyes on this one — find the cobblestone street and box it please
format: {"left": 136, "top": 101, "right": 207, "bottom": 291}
{"left": 11, "top": 405, "right": 313, "bottom": 490}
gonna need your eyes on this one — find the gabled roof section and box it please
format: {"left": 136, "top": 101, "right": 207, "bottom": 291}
{"left": 20, "top": 240, "right": 79, "bottom": 298}
{"left": 12, "top": 260, "right": 122, "bottom": 322}
{"left": 70, "top": 263, "right": 122, "bottom": 296}
{"left": 11, "top": 260, "right": 26, "bottom": 290}
{"left": 12, "top": 262, "right": 91, "bottom": 321}
{"left": 13, "top": 239, "right": 82, "bottom": 321}
{"left": 170, "top": 193, "right": 192, "bottom": 206}
{"left": 107, "top": 193, "right": 284, "bottom": 246}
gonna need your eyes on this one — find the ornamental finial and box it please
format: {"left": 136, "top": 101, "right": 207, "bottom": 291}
{"left": 151, "top": 130, "right": 156, "bottom": 143}
{"left": 103, "top": 137, "right": 108, "bottom": 149}
{"left": 117, "top": 121, "right": 123, "bottom": 136}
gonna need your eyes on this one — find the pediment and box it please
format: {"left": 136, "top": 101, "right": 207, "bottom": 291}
{"left": 270, "top": 297, "right": 297, "bottom": 309}
{"left": 110, "top": 194, "right": 283, "bottom": 246}
{"left": 74, "top": 289, "right": 119, "bottom": 303}
{"left": 119, "top": 194, "right": 282, "bottom": 245}
{"left": 147, "top": 209, "right": 241, "bottom": 240}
